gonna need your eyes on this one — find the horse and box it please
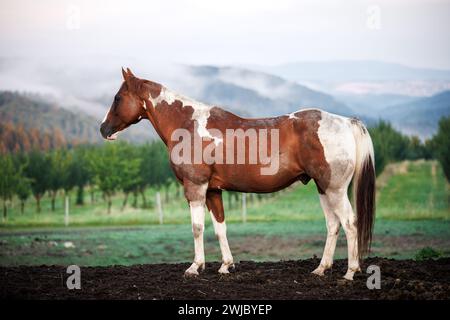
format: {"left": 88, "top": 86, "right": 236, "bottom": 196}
{"left": 100, "top": 68, "right": 376, "bottom": 280}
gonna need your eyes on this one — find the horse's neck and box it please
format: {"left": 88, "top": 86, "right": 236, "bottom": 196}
{"left": 145, "top": 86, "right": 213, "bottom": 143}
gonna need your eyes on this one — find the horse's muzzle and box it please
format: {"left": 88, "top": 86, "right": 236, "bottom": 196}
{"left": 100, "top": 122, "right": 112, "bottom": 140}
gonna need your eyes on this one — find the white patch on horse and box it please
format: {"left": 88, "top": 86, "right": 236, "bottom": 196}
{"left": 151, "top": 87, "right": 222, "bottom": 146}
{"left": 288, "top": 112, "right": 298, "bottom": 119}
{"left": 317, "top": 111, "right": 356, "bottom": 189}
{"left": 287, "top": 108, "right": 322, "bottom": 120}
{"left": 299, "top": 107, "right": 321, "bottom": 112}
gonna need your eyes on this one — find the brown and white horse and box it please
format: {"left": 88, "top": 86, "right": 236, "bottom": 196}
{"left": 100, "top": 68, "right": 376, "bottom": 280}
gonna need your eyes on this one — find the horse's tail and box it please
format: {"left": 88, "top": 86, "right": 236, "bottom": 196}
{"left": 351, "top": 118, "right": 376, "bottom": 260}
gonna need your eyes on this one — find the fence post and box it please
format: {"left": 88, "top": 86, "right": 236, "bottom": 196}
{"left": 64, "top": 195, "right": 69, "bottom": 227}
{"left": 156, "top": 191, "right": 163, "bottom": 224}
{"left": 242, "top": 193, "right": 247, "bottom": 223}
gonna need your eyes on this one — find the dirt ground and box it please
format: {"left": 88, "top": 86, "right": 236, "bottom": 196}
{"left": 0, "top": 257, "right": 449, "bottom": 300}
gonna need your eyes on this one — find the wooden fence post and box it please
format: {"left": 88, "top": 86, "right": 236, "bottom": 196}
{"left": 242, "top": 193, "right": 247, "bottom": 223}
{"left": 64, "top": 195, "right": 69, "bottom": 227}
{"left": 156, "top": 191, "right": 163, "bottom": 224}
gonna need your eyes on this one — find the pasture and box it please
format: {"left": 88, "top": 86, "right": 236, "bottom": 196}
{"left": 0, "top": 160, "right": 449, "bottom": 267}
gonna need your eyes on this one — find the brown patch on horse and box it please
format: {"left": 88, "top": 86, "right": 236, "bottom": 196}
{"left": 206, "top": 190, "right": 225, "bottom": 223}
{"left": 129, "top": 78, "right": 162, "bottom": 100}
{"left": 294, "top": 110, "right": 331, "bottom": 194}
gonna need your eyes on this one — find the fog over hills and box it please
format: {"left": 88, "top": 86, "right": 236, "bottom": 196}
{"left": 187, "top": 65, "right": 355, "bottom": 118}
{"left": 252, "top": 60, "right": 450, "bottom": 97}
{"left": 0, "top": 56, "right": 448, "bottom": 141}
{"left": 0, "top": 57, "right": 363, "bottom": 143}
{"left": 381, "top": 91, "right": 450, "bottom": 138}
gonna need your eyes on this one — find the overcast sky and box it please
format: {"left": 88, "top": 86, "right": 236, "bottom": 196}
{"left": 1, "top": 0, "right": 450, "bottom": 69}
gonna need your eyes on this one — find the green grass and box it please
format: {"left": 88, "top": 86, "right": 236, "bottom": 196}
{"left": 1, "top": 220, "right": 449, "bottom": 266}
{"left": 0, "top": 159, "right": 448, "bottom": 266}
{"left": 0, "top": 180, "right": 324, "bottom": 229}
{"left": 377, "top": 160, "right": 449, "bottom": 219}
{"left": 1, "top": 160, "right": 447, "bottom": 229}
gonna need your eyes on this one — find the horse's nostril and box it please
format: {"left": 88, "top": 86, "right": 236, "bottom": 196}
{"left": 100, "top": 123, "right": 109, "bottom": 139}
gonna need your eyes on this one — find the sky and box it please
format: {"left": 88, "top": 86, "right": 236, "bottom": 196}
{"left": 1, "top": 0, "right": 450, "bottom": 69}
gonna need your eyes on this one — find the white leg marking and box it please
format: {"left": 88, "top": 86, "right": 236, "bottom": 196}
{"left": 312, "top": 194, "right": 340, "bottom": 276}
{"left": 315, "top": 189, "right": 360, "bottom": 280}
{"left": 210, "top": 211, "right": 234, "bottom": 274}
{"left": 185, "top": 200, "right": 206, "bottom": 276}
{"left": 339, "top": 196, "right": 360, "bottom": 280}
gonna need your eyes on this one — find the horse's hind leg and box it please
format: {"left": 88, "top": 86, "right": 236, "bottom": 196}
{"left": 312, "top": 194, "right": 340, "bottom": 276}
{"left": 206, "top": 190, "right": 234, "bottom": 274}
{"left": 313, "top": 188, "right": 361, "bottom": 280}
{"left": 338, "top": 193, "right": 361, "bottom": 280}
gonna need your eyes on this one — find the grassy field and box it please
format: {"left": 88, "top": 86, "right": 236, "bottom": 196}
{"left": 0, "top": 220, "right": 449, "bottom": 266}
{"left": 1, "top": 160, "right": 448, "bottom": 229}
{"left": 0, "top": 160, "right": 448, "bottom": 266}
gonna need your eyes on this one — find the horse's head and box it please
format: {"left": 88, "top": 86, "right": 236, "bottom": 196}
{"left": 100, "top": 68, "right": 157, "bottom": 140}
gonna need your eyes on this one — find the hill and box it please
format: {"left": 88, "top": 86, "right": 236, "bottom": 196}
{"left": 0, "top": 91, "right": 103, "bottom": 142}
{"left": 188, "top": 65, "right": 356, "bottom": 118}
{"left": 382, "top": 91, "right": 450, "bottom": 138}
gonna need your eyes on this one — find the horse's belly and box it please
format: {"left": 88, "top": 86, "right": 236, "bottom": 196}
{"left": 209, "top": 162, "right": 300, "bottom": 193}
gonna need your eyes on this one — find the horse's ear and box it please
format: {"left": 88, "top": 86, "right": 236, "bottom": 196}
{"left": 126, "top": 68, "right": 135, "bottom": 78}
{"left": 122, "top": 67, "right": 128, "bottom": 81}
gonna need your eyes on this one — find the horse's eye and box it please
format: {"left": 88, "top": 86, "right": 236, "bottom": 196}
{"left": 114, "top": 95, "right": 121, "bottom": 102}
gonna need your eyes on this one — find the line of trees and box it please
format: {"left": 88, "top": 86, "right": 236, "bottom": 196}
{"left": 0, "top": 141, "right": 174, "bottom": 218}
{"left": 368, "top": 120, "right": 442, "bottom": 175}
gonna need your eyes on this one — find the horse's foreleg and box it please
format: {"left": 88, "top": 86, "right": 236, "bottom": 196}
{"left": 184, "top": 181, "right": 208, "bottom": 277}
{"left": 206, "top": 190, "right": 234, "bottom": 274}
{"left": 312, "top": 194, "right": 341, "bottom": 276}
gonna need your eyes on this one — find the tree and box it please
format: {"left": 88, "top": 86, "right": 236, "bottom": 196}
{"left": 60, "top": 150, "right": 78, "bottom": 196}
{"left": 431, "top": 116, "right": 450, "bottom": 181}
{"left": 13, "top": 153, "right": 31, "bottom": 214}
{"left": 89, "top": 143, "right": 123, "bottom": 213}
{"left": 140, "top": 141, "right": 175, "bottom": 206}
{"left": 24, "top": 150, "right": 50, "bottom": 213}
{"left": 116, "top": 143, "right": 142, "bottom": 210}
{"left": 369, "top": 121, "right": 410, "bottom": 174}
{"left": 15, "top": 177, "right": 31, "bottom": 214}
{"left": 0, "top": 154, "right": 21, "bottom": 219}
{"left": 47, "top": 150, "right": 65, "bottom": 211}
{"left": 71, "top": 146, "right": 92, "bottom": 205}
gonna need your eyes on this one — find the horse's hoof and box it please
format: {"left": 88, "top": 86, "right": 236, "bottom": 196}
{"left": 343, "top": 267, "right": 359, "bottom": 281}
{"left": 218, "top": 263, "right": 234, "bottom": 274}
{"left": 184, "top": 269, "right": 199, "bottom": 277}
{"left": 343, "top": 272, "right": 354, "bottom": 281}
{"left": 311, "top": 267, "right": 325, "bottom": 276}
{"left": 184, "top": 263, "right": 202, "bottom": 277}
